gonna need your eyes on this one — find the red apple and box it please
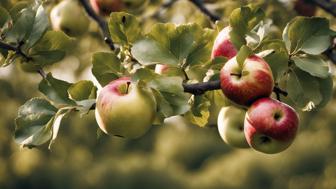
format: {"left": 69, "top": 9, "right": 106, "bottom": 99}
{"left": 90, "top": 0, "right": 124, "bottom": 16}
{"left": 95, "top": 77, "right": 157, "bottom": 138}
{"left": 244, "top": 98, "right": 299, "bottom": 154}
{"left": 220, "top": 55, "right": 274, "bottom": 106}
{"left": 294, "top": 0, "right": 316, "bottom": 17}
{"left": 211, "top": 26, "right": 237, "bottom": 59}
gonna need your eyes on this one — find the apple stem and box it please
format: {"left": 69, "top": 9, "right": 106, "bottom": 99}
{"left": 126, "top": 81, "right": 131, "bottom": 94}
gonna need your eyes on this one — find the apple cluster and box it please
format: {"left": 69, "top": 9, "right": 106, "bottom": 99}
{"left": 214, "top": 26, "right": 300, "bottom": 154}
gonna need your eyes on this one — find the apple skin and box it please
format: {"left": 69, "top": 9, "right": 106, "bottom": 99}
{"left": 244, "top": 98, "right": 299, "bottom": 154}
{"left": 217, "top": 106, "right": 249, "bottom": 148}
{"left": 90, "top": 0, "right": 124, "bottom": 16}
{"left": 220, "top": 55, "right": 274, "bottom": 106}
{"left": 95, "top": 77, "right": 157, "bottom": 138}
{"left": 50, "top": 0, "right": 90, "bottom": 37}
{"left": 294, "top": 0, "right": 316, "bottom": 17}
{"left": 211, "top": 26, "right": 237, "bottom": 59}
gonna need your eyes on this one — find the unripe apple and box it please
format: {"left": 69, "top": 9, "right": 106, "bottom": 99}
{"left": 206, "top": 90, "right": 230, "bottom": 127}
{"left": 244, "top": 98, "right": 299, "bottom": 154}
{"left": 217, "top": 106, "right": 249, "bottom": 148}
{"left": 154, "top": 64, "right": 186, "bottom": 79}
{"left": 95, "top": 77, "right": 157, "bottom": 138}
{"left": 50, "top": 0, "right": 90, "bottom": 37}
{"left": 220, "top": 55, "right": 274, "bottom": 106}
{"left": 211, "top": 26, "right": 237, "bottom": 59}
{"left": 90, "top": 0, "right": 124, "bottom": 16}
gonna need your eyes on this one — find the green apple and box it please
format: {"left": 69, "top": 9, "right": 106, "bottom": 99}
{"left": 217, "top": 106, "right": 249, "bottom": 148}
{"left": 50, "top": 0, "right": 90, "bottom": 37}
{"left": 95, "top": 77, "right": 157, "bottom": 138}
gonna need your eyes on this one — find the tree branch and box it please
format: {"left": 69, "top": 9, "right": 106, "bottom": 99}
{"left": 189, "top": 0, "right": 221, "bottom": 22}
{"left": 0, "top": 41, "right": 46, "bottom": 78}
{"left": 310, "top": 0, "right": 336, "bottom": 17}
{"left": 78, "top": 0, "right": 115, "bottom": 50}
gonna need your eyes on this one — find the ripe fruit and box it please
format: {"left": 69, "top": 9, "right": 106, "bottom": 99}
{"left": 217, "top": 106, "right": 249, "bottom": 148}
{"left": 220, "top": 55, "right": 274, "bottom": 106}
{"left": 95, "top": 77, "right": 157, "bottom": 138}
{"left": 294, "top": 0, "right": 316, "bottom": 17}
{"left": 211, "top": 26, "right": 237, "bottom": 59}
{"left": 50, "top": 0, "right": 90, "bottom": 37}
{"left": 244, "top": 98, "right": 299, "bottom": 154}
{"left": 90, "top": 0, "right": 124, "bottom": 16}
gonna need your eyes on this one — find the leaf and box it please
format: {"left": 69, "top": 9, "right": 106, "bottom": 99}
{"left": 292, "top": 55, "right": 329, "bottom": 78}
{"left": 287, "top": 68, "right": 322, "bottom": 111}
{"left": 68, "top": 80, "right": 97, "bottom": 101}
{"left": 48, "top": 108, "right": 70, "bottom": 149}
{"left": 316, "top": 75, "right": 333, "bottom": 109}
{"left": 236, "top": 45, "right": 253, "bottom": 67}
{"left": 284, "top": 17, "right": 334, "bottom": 54}
{"left": 14, "top": 98, "right": 57, "bottom": 148}
{"left": 131, "top": 37, "right": 179, "bottom": 66}
{"left": 108, "top": 12, "right": 141, "bottom": 45}
{"left": 0, "top": 6, "right": 11, "bottom": 29}
{"left": 132, "top": 23, "right": 215, "bottom": 67}
{"left": 4, "top": 7, "right": 35, "bottom": 44}
{"left": 38, "top": 73, "right": 75, "bottom": 105}
{"left": 30, "top": 31, "right": 75, "bottom": 52}
{"left": 261, "top": 40, "right": 289, "bottom": 82}
{"left": 91, "top": 52, "right": 123, "bottom": 86}
{"left": 132, "top": 68, "right": 190, "bottom": 117}
{"left": 24, "top": 5, "right": 49, "bottom": 49}
{"left": 184, "top": 95, "right": 211, "bottom": 127}
{"left": 30, "top": 50, "right": 65, "bottom": 66}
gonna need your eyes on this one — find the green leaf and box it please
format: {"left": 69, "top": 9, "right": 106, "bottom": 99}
{"left": 229, "top": 5, "right": 265, "bottom": 49}
{"left": 91, "top": 52, "right": 123, "bottom": 86}
{"left": 292, "top": 55, "right": 329, "bottom": 78}
{"left": 30, "top": 50, "right": 65, "bottom": 66}
{"left": 284, "top": 17, "right": 334, "bottom": 54}
{"left": 38, "top": 73, "right": 75, "bottom": 105}
{"left": 48, "top": 108, "right": 71, "bottom": 149}
{"left": 236, "top": 45, "right": 253, "bottom": 67}
{"left": 131, "top": 37, "right": 179, "bottom": 66}
{"left": 5, "top": 7, "right": 35, "bottom": 44}
{"left": 132, "top": 68, "right": 190, "bottom": 117}
{"left": 132, "top": 23, "right": 215, "bottom": 67}
{"left": 316, "top": 75, "right": 333, "bottom": 109}
{"left": 68, "top": 80, "right": 97, "bottom": 101}
{"left": 185, "top": 95, "right": 211, "bottom": 127}
{"left": 108, "top": 12, "right": 141, "bottom": 45}
{"left": 287, "top": 68, "right": 322, "bottom": 111}
{"left": 24, "top": 5, "right": 49, "bottom": 49}
{"left": 14, "top": 98, "right": 57, "bottom": 148}
{"left": 30, "top": 31, "right": 75, "bottom": 52}
{"left": 261, "top": 40, "right": 289, "bottom": 82}
{"left": 0, "top": 6, "right": 11, "bottom": 29}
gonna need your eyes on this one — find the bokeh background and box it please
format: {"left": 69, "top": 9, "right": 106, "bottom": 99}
{"left": 1, "top": 0, "right": 336, "bottom": 188}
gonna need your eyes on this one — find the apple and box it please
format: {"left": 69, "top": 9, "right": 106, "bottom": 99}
{"left": 211, "top": 26, "right": 237, "bottom": 59}
{"left": 95, "top": 77, "right": 157, "bottom": 138}
{"left": 154, "top": 64, "right": 186, "bottom": 79}
{"left": 50, "top": 0, "right": 90, "bottom": 37}
{"left": 217, "top": 106, "right": 249, "bottom": 148}
{"left": 294, "top": 0, "right": 316, "bottom": 17}
{"left": 90, "top": 0, "right": 124, "bottom": 16}
{"left": 220, "top": 55, "right": 274, "bottom": 106}
{"left": 244, "top": 98, "right": 299, "bottom": 154}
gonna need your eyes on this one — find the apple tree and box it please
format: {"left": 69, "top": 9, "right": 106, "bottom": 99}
{"left": 0, "top": 0, "right": 335, "bottom": 154}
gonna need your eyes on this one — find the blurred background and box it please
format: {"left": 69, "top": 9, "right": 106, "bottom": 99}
{"left": 0, "top": 0, "right": 336, "bottom": 188}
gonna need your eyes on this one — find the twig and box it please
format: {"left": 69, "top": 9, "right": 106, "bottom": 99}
{"left": 310, "top": 0, "right": 336, "bottom": 17}
{"left": 0, "top": 41, "right": 46, "bottom": 78}
{"left": 189, "top": 0, "right": 221, "bottom": 22}
{"left": 78, "top": 0, "right": 115, "bottom": 50}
